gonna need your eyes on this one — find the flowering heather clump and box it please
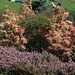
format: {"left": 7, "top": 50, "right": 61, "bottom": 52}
{"left": 0, "top": 46, "right": 75, "bottom": 75}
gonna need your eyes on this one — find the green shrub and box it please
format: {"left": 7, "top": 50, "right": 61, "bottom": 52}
{"left": 38, "top": 9, "right": 53, "bottom": 19}
{"left": 32, "top": 0, "right": 50, "bottom": 12}
{"left": 25, "top": 15, "right": 50, "bottom": 32}
{"left": 21, "top": 15, "right": 50, "bottom": 52}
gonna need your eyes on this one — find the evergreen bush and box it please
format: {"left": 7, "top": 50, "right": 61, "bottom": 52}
{"left": 32, "top": 0, "right": 50, "bottom": 12}
{"left": 23, "top": 15, "right": 50, "bottom": 52}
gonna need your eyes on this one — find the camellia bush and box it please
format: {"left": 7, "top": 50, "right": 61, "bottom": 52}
{"left": 0, "top": 5, "right": 27, "bottom": 51}
{"left": 40, "top": 6, "right": 75, "bottom": 61}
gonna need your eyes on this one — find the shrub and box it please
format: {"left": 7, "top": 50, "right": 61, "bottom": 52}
{"left": 66, "top": 13, "right": 75, "bottom": 27}
{"left": 21, "top": 6, "right": 75, "bottom": 61}
{"left": 0, "top": 46, "right": 75, "bottom": 75}
{"left": 32, "top": 0, "right": 50, "bottom": 12}
{"left": 20, "top": 4, "right": 35, "bottom": 16}
{"left": 21, "top": 14, "right": 50, "bottom": 52}
{"left": 25, "top": 0, "right": 32, "bottom": 5}
{"left": 38, "top": 8, "right": 53, "bottom": 19}
{"left": 43, "top": 6, "right": 75, "bottom": 61}
{"left": 19, "top": 6, "right": 75, "bottom": 61}
{"left": 0, "top": 5, "right": 27, "bottom": 51}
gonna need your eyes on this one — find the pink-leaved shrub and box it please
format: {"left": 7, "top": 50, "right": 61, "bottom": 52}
{"left": 20, "top": 4, "right": 35, "bottom": 16}
{"left": 38, "top": 6, "right": 75, "bottom": 61}
{"left": 0, "top": 5, "right": 27, "bottom": 50}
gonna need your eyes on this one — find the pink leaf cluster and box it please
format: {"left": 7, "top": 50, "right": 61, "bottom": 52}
{"left": 0, "top": 6, "right": 27, "bottom": 50}
{"left": 39, "top": 6, "right": 75, "bottom": 60}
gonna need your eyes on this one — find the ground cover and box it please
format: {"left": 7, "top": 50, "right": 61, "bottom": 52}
{"left": 0, "top": 0, "right": 75, "bottom": 13}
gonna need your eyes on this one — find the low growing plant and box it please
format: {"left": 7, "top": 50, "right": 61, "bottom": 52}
{"left": 0, "top": 46, "right": 75, "bottom": 75}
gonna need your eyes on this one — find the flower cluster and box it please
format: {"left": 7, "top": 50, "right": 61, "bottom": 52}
{"left": 0, "top": 22, "right": 27, "bottom": 49}
{"left": 38, "top": 6, "right": 75, "bottom": 61}
{"left": 0, "top": 23, "right": 27, "bottom": 50}
{"left": 53, "top": 6, "right": 65, "bottom": 15}
{"left": 0, "top": 5, "right": 27, "bottom": 50}
{"left": 0, "top": 46, "right": 75, "bottom": 75}
{"left": 20, "top": 4, "right": 35, "bottom": 16}
{"left": 25, "top": 0, "right": 32, "bottom": 5}
{"left": 52, "top": 6, "right": 69, "bottom": 23}
{"left": 5, "top": 5, "right": 25, "bottom": 25}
